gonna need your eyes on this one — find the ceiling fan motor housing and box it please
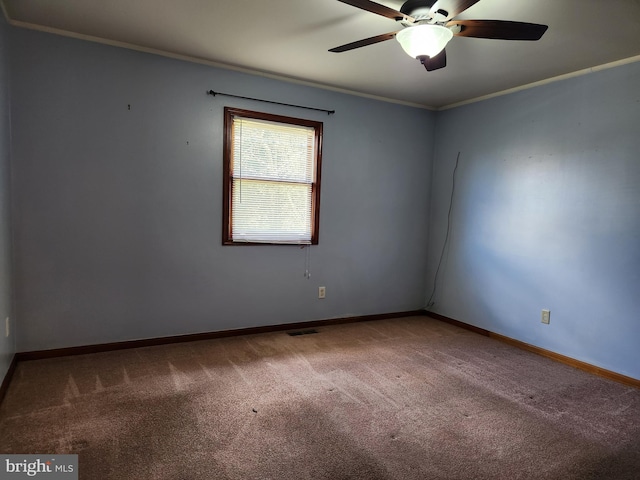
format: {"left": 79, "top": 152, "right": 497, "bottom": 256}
{"left": 400, "top": 0, "right": 439, "bottom": 20}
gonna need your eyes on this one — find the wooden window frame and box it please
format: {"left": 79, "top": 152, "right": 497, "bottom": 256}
{"left": 222, "top": 107, "right": 323, "bottom": 245}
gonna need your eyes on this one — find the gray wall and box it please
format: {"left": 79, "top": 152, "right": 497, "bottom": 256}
{"left": 0, "top": 15, "right": 14, "bottom": 380}
{"left": 428, "top": 61, "right": 640, "bottom": 379}
{"left": 9, "top": 28, "right": 434, "bottom": 352}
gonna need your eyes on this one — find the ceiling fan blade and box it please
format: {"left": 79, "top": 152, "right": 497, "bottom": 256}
{"left": 329, "top": 31, "right": 399, "bottom": 53}
{"left": 418, "top": 50, "right": 447, "bottom": 71}
{"left": 430, "top": 0, "right": 481, "bottom": 21}
{"left": 336, "top": 0, "right": 415, "bottom": 22}
{"left": 447, "top": 20, "right": 548, "bottom": 40}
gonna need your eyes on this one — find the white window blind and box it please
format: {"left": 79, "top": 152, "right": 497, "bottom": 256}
{"left": 229, "top": 114, "right": 318, "bottom": 244}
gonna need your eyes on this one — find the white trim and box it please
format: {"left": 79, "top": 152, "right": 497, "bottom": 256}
{"left": 5, "top": 19, "right": 436, "bottom": 111}
{"left": 439, "top": 55, "right": 640, "bottom": 111}
{"left": 4, "top": 13, "right": 640, "bottom": 112}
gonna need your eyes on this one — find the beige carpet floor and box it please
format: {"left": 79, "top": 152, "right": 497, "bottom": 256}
{"left": 1, "top": 316, "right": 639, "bottom": 479}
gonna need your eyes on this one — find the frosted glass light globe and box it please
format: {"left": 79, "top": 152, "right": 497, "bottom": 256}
{"left": 396, "top": 25, "right": 453, "bottom": 58}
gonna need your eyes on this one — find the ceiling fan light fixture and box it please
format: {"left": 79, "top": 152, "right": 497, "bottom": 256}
{"left": 396, "top": 24, "right": 453, "bottom": 59}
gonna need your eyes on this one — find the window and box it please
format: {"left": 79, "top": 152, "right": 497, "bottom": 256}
{"left": 223, "top": 107, "right": 323, "bottom": 245}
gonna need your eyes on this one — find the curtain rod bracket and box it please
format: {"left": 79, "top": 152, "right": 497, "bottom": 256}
{"left": 207, "top": 90, "right": 334, "bottom": 115}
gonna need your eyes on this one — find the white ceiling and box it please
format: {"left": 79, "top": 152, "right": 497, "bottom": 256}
{"left": 3, "top": 0, "right": 640, "bottom": 109}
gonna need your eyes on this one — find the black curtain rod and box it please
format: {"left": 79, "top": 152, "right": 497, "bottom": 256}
{"left": 207, "top": 90, "right": 335, "bottom": 115}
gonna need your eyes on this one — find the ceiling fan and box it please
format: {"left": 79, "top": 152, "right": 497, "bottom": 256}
{"left": 329, "top": 0, "right": 548, "bottom": 71}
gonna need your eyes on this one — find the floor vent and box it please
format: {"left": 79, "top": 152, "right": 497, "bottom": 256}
{"left": 287, "top": 329, "right": 319, "bottom": 336}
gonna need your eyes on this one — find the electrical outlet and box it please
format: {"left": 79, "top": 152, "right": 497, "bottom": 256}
{"left": 541, "top": 309, "right": 550, "bottom": 324}
{"left": 4, "top": 317, "right": 9, "bottom": 337}
{"left": 318, "top": 286, "right": 326, "bottom": 299}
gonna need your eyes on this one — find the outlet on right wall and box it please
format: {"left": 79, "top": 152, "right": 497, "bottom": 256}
{"left": 428, "top": 60, "right": 640, "bottom": 380}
